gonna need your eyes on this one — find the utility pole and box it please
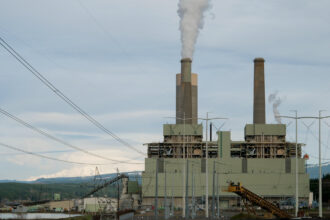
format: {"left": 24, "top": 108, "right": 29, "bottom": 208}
{"left": 217, "top": 172, "right": 220, "bottom": 218}
{"left": 191, "top": 165, "right": 196, "bottom": 219}
{"left": 185, "top": 160, "right": 189, "bottom": 219}
{"left": 164, "top": 113, "right": 192, "bottom": 218}
{"left": 294, "top": 110, "right": 298, "bottom": 217}
{"left": 166, "top": 113, "right": 227, "bottom": 218}
{"left": 318, "top": 110, "right": 323, "bottom": 218}
{"left": 198, "top": 113, "right": 227, "bottom": 218}
{"left": 171, "top": 189, "right": 174, "bottom": 217}
{"left": 277, "top": 111, "right": 299, "bottom": 217}
{"left": 165, "top": 160, "right": 169, "bottom": 220}
{"left": 116, "top": 168, "right": 120, "bottom": 214}
{"left": 155, "top": 159, "right": 159, "bottom": 219}
{"left": 206, "top": 112, "right": 209, "bottom": 218}
{"left": 299, "top": 111, "right": 330, "bottom": 218}
{"left": 183, "top": 112, "right": 186, "bottom": 218}
{"left": 277, "top": 111, "right": 330, "bottom": 218}
{"left": 211, "top": 161, "right": 215, "bottom": 218}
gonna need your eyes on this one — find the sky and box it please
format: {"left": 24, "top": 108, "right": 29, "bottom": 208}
{"left": 0, "top": 0, "right": 330, "bottom": 180}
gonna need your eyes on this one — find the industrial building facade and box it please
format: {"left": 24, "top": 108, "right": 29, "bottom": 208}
{"left": 142, "top": 58, "right": 310, "bottom": 208}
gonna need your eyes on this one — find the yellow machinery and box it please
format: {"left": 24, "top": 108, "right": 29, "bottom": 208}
{"left": 226, "top": 182, "right": 292, "bottom": 219}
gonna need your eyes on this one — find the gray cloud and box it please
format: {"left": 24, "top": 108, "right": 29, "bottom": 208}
{"left": 0, "top": 0, "right": 329, "bottom": 179}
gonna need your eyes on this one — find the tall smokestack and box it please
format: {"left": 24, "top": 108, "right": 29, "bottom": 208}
{"left": 176, "top": 58, "right": 198, "bottom": 124}
{"left": 181, "top": 58, "right": 192, "bottom": 82}
{"left": 253, "top": 58, "right": 266, "bottom": 124}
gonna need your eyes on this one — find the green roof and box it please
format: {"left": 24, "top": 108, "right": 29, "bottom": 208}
{"left": 163, "top": 124, "right": 203, "bottom": 136}
{"left": 245, "top": 124, "right": 286, "bottom": 136}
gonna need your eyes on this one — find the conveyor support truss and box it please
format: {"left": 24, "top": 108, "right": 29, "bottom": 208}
{"left": 226, "top": 182, "right": 292, "bottom": 219}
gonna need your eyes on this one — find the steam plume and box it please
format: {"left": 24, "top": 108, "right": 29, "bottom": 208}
{"left": 178, "top": 0, "right": 211, "bottom": 59}
{"left": 268, "top": 92, "right": 282, "bottom": 124}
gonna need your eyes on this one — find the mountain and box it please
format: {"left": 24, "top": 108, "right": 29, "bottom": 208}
{"left": 0, "top": 180, "right": 29, "bottom": 183}
{"left": 307, "top": 164, "right": 330, "bottom": 179}
{"left": 0, "top": 172, "right": 142, "bottom": 201}
{"left": 0, "top": 171, "right": 142, "bottom": 184}
{"left": 1, "top": 164, "right": 329, "bottom": 184}
{"left": 32, "top": 171, "right": 142, "bottom": 184}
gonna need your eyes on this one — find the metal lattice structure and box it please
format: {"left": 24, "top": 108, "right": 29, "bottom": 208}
{"left": 82, "top": 174, "right": 128, "bottom": 199}
{"left": 226, "top": 182, "right": 292, "bottom": 219}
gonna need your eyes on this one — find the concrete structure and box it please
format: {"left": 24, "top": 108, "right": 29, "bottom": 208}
{"left": 0, "top": 206, "right": 12, "bottom": 212}
{"left": 45, "top": 200, "right": 74, "bottom": 212}
{"left": 176, "top": 58, "right": 198, "bottom": 124}
{"left": 12, "top": 205, "right": 28, "bottom": 213}
{"left": 148, "top": 59, "right": 203, "bottom": 158}
{"left": 143, "top": 147, "right": 309, "bottom": 208}
{"left": 142, "top": 58, "right": 310, "bottom": 209}
{"left": 253, "top": 58, "right": 266, "bottom": 124}
{"left": 83, "top": 197, "right": 117, "bottom": 213}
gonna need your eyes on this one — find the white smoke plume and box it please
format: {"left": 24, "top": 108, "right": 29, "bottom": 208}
{"left": 178, "top": 0, "right": 211, "bottom": 59}
{"left": 268, "top": 92, "right": 282, "bottom": 124}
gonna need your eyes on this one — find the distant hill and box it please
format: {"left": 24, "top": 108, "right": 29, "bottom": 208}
{"left": 0, "top": 172, "right": 142, "bottom": 202}
{"left": 0, "top": 180, "right": 23, "bottom": 183}
{"left": 1, "top": 164, "right": 329, "bottom": 185}
{"left": 0, "top": 171, "right": 142, "bottom": 184}
{"left": 1, "top": 167, "right": 330, "bottom": 202}
{"left": 1, "top": 163, "right": 330, "bottom": 185}
{"left": 0, "top": 182, "right": 100, "bottom": 201}
{"left": 307, "top": 164, "right": 330, "bottom": 179}
{"left": 32, "top": 171, "right": 142, "bottom": 184}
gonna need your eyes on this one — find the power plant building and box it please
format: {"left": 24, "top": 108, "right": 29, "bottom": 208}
{"left": 142, "top": 58, "right": 310, "bottom": 208}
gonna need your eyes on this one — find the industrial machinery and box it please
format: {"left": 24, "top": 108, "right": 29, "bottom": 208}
{"left": 226, "top": 182, "right": 292, "bottom": 219}
{"left": 82, "top": 173, "right": 128, "bottom": 199}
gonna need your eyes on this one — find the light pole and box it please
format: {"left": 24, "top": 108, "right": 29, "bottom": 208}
{"left": 199, "top": 113, "right": 227, "bottom": 218}
{"left": 278, "top": 111, "right": 330, "bottom": 218}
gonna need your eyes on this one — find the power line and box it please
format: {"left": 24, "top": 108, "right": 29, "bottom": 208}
{"left": 306, "top": 161, "right": 330, "bottom": 167}
{"left": 76, "top": 0, "right": 129, "bottom": 57}
{"left": 0, "top": 141, "right": 112, "bottom": 166}
{"left": 0, "top": 107, "right": 142, "bottom": 165}
{"left": 302, "top": 121, "right": 330, "bottom": 150}
{"left": 0, "top": 36, "right": 145, "bottom": 156}
{"left": 302, "top": 120, "right": 315, "bottom": 145}
{"left": 0, "top": 149, "right": 74, "bottom": 156}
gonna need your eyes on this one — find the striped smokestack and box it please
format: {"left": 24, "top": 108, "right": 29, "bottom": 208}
{"left": 253, "top": 58, "right": 266, "bottom": 124}
{"left": 176, "top": 58, "right": 198, "bottom": 124}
